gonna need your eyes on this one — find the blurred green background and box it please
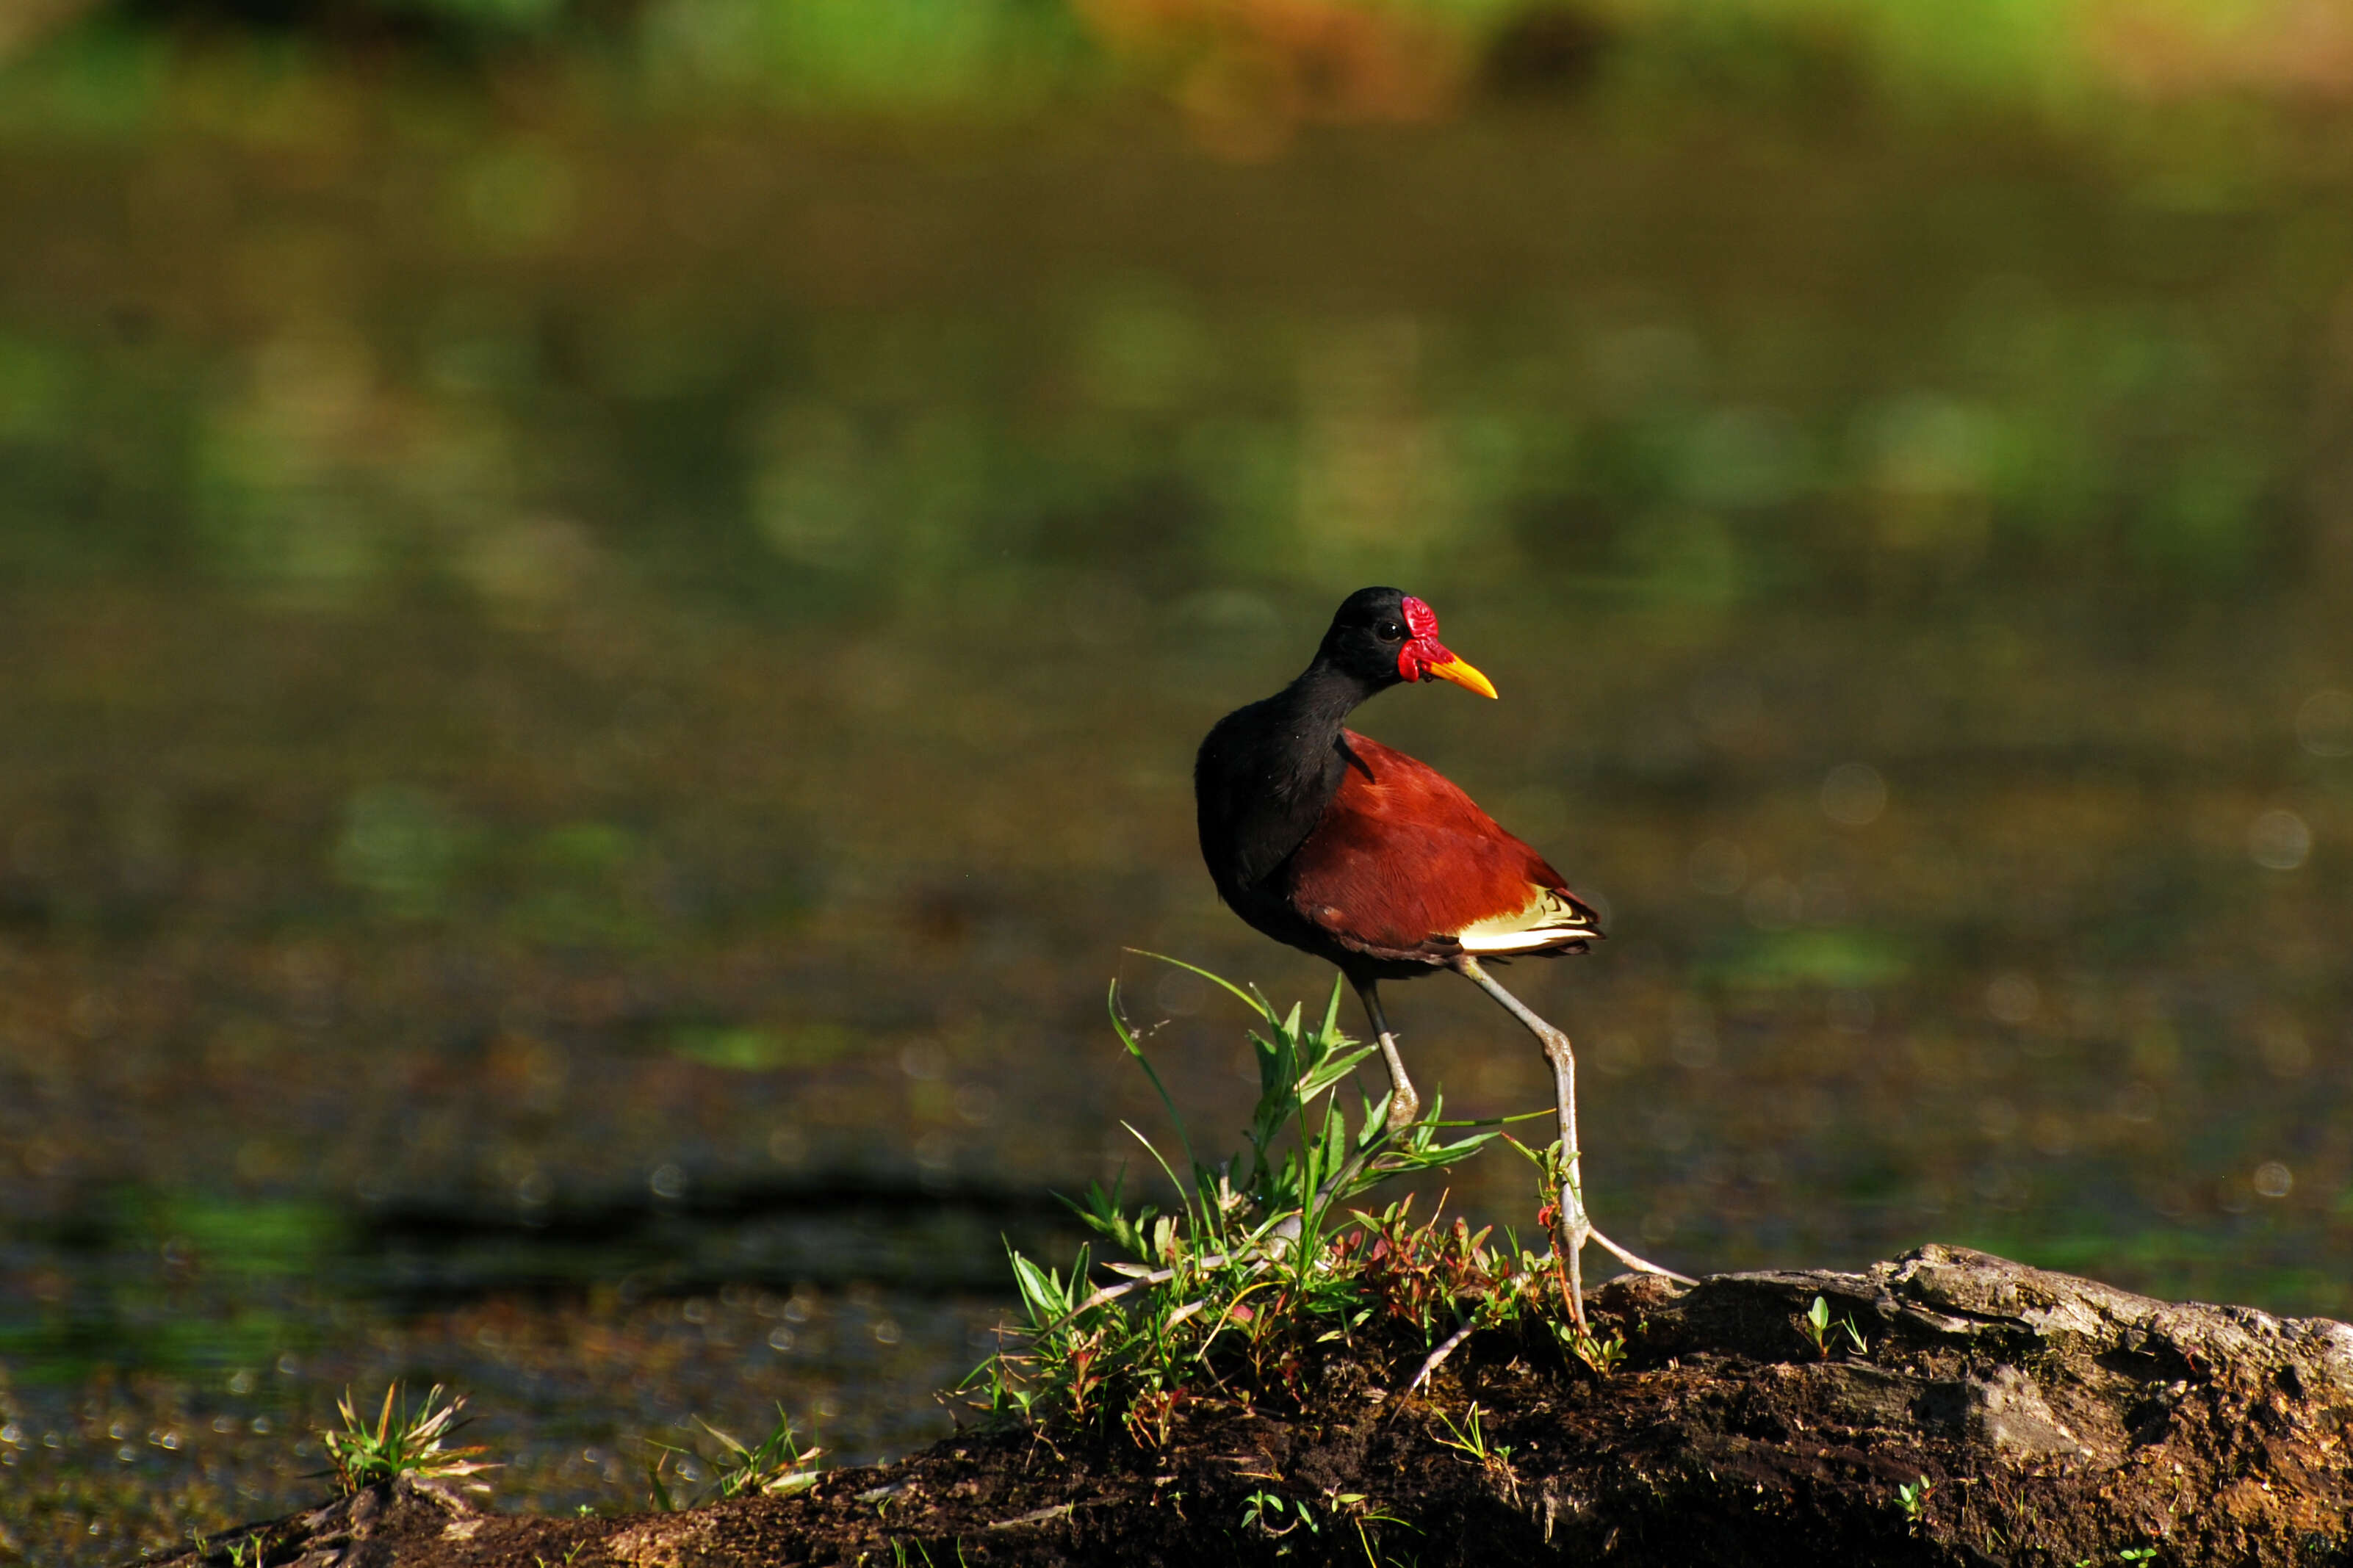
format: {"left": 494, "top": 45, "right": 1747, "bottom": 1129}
{"left": 6, "top": 0, "right": 2353, "bottom": 1558}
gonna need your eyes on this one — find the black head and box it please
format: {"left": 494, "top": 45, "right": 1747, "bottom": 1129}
{"left": 1314, "top": 587, "right": 1498, "bottom": 698}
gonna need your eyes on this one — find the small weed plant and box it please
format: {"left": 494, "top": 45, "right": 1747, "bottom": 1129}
{"left": 969, "top": 955, "right": 1635, "bottom": 1443}
{"left": 644, "top": 1406, "right": 823, "bottom": 1510}
{"left": 1801, "top": 1295, "right": 1869, "bottom": 1359}
{"left": 320, "top": 1384, "right": 497, "bottom": 1495}
{"left": 1432, "top": 1401, "right": 1511, "bottom": 1467}
{"left": 1242, "top": 1486, "right": 1319, "bottom": 1539}
{"left": 699, "top": 1406, "right": 824, "bottom": 1499}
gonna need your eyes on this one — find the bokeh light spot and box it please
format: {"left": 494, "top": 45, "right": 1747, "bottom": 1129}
{"left": 2255, "top": 1021, "right": 2311, "bottom": 1080}
{"left": 1977, "top": 1097, "right": 2019, "bottom": 1140}
{"left": 2296, "top": 690, "right": 2353, "bottom": 756}
{"left": 2029, "top": 1113, "right": 2073, "bottom": 1157}
{"left": 1985, "top": 972, "right": 2039, "bottom": 1024}
{"left": 1819, "top": 763, "right": 1887, "bottom": 826}
{"left": 1668, "top": 1003, "right": 1718, "bottom": 1070}
{"left": 2248, "top": 808, "right": 2310, "bottom": 870}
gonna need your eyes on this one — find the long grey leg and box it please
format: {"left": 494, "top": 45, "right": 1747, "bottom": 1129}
{"left": 1456, "top": 955, "right": 1590, "bottom": 1324}
{"left": 1456, "top": 957, "right": 1695, "bottom": 1329}
{"left": 1350, "top": 976, "right": 1421, "bottom": 1132}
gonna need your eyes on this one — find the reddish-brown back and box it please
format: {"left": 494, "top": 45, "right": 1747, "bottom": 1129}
{"left": 1285, "top": 730, "right": 1568, "bottom": 961}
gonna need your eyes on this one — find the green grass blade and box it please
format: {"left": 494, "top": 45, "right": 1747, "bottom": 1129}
{"left": 1123, "top": 948, "right": 1272, "bottom": 1020}
{"left": 1107, "top": 978, "right": 1200, "bottom": 1182}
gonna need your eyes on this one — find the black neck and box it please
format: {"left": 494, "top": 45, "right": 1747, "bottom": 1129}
{"left": 1268, "top": 658, "right": 1383, "bottom": 773}
{"left": 1197, "top": 657, "right": 1391, "bottom": 893}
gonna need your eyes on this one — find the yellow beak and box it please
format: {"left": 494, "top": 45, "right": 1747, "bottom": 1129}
{"left": 1423, "top": 656, "right": 1499, "bottom": 700}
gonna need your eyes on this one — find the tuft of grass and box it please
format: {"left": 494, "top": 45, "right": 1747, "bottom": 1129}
{"left": 1557, "top": 1317, "right": 1630, "bottom": 1376}
{"left": 319, "top": 1384, "right": 497, "bottom": 1495}
{"left": 645, "top": 1406, "right": 824, "bottom": 1510}
{"left": 1432, "top": 1401, "right": 1511, "bottom": 1467}
{"left": 968, "top": 955, "right": 1620, "bottom": 1442}
{"left": 700, "top": 1406, "right": 825, "bottom": 1500}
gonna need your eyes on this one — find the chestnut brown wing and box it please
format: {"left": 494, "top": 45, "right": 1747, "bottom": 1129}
{"left": 1283, "top": 731, "right": 1599, "bottom": 964}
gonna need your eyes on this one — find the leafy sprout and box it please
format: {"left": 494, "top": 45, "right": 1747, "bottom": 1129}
{"left": 643, "top": 1406, "right": 823, "bottom": 1510}
{"left": 320, "top": 1384, "right": 497, "bottom": 1495}
{"left": 1432, "top": 1401, "right": 1511, "bottom": 1466}
{"left": 1801, "top": 1295, "right": 1869, "bottom": 1359}
{"left": 700, "top": 1406, "right": 824, "bottom": 1499}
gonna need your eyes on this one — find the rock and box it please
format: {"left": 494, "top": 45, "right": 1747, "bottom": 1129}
{"left": 135, "top": 1247, "right": 2353, "bottom": 1567}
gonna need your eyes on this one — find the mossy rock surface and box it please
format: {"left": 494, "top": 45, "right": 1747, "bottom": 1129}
{"left": 148, "top": 1246, "right": 2353, "bottom": 1567}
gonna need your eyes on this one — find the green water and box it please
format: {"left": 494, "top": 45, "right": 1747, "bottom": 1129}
{"left": 5, "top": 82, "right": 2353, "bottom": 1561}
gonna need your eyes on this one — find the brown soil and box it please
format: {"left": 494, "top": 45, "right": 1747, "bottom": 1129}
{"left": 148, "top": 1247, "right": 2353, "bottom": 1567}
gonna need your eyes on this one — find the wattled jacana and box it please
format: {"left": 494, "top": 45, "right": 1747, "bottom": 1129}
{"left": 1194, "top": 587, "right": 1684, "bottom": 1320}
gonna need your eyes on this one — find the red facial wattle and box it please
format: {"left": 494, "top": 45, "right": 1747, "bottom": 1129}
{"left": 1395, "top": 595, "right": 1499, "bottom": 698}
{"left": 1397, "top": 595, "right": 1439, "bottom": 682}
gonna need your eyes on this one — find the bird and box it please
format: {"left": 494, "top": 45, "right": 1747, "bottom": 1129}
{"left": 1194, "top": 585, "right": 1684, "bottom": 1318}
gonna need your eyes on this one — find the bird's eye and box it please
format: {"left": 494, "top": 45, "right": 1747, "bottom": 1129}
{"left": 1376, "top": 621, "right": 1405, "bottom": 641}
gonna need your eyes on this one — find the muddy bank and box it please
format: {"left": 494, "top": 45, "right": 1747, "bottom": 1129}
{"left": 150, "top": 1247, "right": 2353, "bottom": 1567}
